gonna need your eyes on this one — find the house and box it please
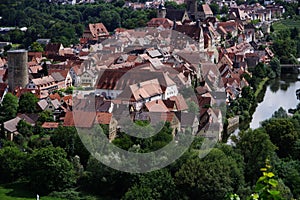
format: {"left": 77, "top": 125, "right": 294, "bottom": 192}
{"left": 228, "top": 7, "right": 251, "bottom": 23}
{"left": 27, "top": 75, "right": 58, "bottom": 94}
{"left": 147, "top": 18, "right": 174, "bottom": 29}
{"left": 37, "top": 98, "right": 61, "bottom": 113}
{"left": 199, "top": 4, "right": 214, "bottom": 20}
{"left": 96, "top": 68, "right": 178, "bottom": 100}
{"left": 48, "top": 70, "right": 72, "bottom": 89}
{"left": 174, "top": 22, "right": 205, "bottom": 50}
{"left": 3, "top": 114, "right": 36, "bottom": 140}
{"left": 82, "top": 23, "right": 109, "bottom": 43}
{"left": 165, "top": 9, "right": 190, "bottom": 23}
{"left": 80, "top": 70, "right": 97, "bottom": 87}
{"left": 63, "top": 110, "right": 96, "bottom": 128}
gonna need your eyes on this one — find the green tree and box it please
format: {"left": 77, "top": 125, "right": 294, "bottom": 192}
{"left": 16, "top": 119, "right": 33, "bottom": 138}
{"left": 250, "top": 161, "right": 284, "bottom": 200}
{"left": 272, "top": 107, "right": 288, "bottom": 118}
{"left": 99, "top": 10, "right": 121, "bottom": 32}
{"left": 232, "top": 128, "right": 276, "bottom": 184}
{"left": 27, "top": 146, "right": 76, "bottom": 194}
{"left": 0, "top": 146, "right": 28, "bottom": 183}
{"left": 18, "top": 92, "right": 38, "bottom": 113}
{"left": 123, "top": 169, "right": 177, "bottom": 200}
{"left": 290, "top": 27, "right": 299, "bottom": 40}
{"left": 270, "top": 57, "right": 281, "bottom": 77}
{"left": 0, "top": 93, "right": 18, "bottom": 122}
{"left": 262, "top": 118, "right": 299, "bottom": 158}
{"left": 209, "top": 3, "right": 219, "bottom": 14}
{"left": 82, "top": 157, "right": 132, "bottom": 198}
{"left": 51, "top": 126, "right": 90, "bottom": 167}
{"left": 30, "top": 41, "right": 43, "bottom": 52}
{"left": 175, "top": 148, "right": 244, "bottom": 200}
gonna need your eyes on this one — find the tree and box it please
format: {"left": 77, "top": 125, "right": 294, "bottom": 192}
{"left": 290, "top": 27, "right": 299, "bottom": 40}
{"left": 175, "top": 148, "right": 244, "bottom": 200}
{"left": 17, "top": 119, "right": 33, "bottom": 138}
{"left": 18, "top": 92, "right": 38, "bottom": 113}
{"left": 209, "top": 3, "right": 220, "bottom": 15}
{"left": 123, "top": 169, "right": 177, "bottom": 200}
{"left": 99, "top": 10, "right": 121, "bottom": 32}
{"left": 50, "top": 126, "right": 90, "bottom": 167}
{"left": 272, "top": 107, "right": 288, "bottom": 118}
{"left": 82, "top": 157, "right": 132, "bottom": 198}
{"left": 262, "top": 118, "right": 299, "bottom": 158}
{"left": 0, "top": 146, "right": 28, "bottom": 183}
{"left": 27, "top": 147, "right": 76, "bottom": 194}
{"left": 0, "top": 93, "right": 18, "bottom": 122}
{"left": 232, "top": 128, "right": 276, "bottom": 184}
{"left": 270, "top": 57, "right": 281, "bottom": 77}
{"left": 220, "top": 5, "right": 229, "bottom": 14}
{"left": 30, "top": 41, "right": 43, "bottom": 52}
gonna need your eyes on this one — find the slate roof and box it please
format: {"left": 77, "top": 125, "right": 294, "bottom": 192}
{"left": 166, "top": 9, "right": 186, "bottom": 21}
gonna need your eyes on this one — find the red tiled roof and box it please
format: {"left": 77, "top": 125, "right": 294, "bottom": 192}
{"left": 95, "top": 112, "right": 112, "bottom": 125}
{"left": 42, "top": 122, "right": 59, "bottom": 129}
{"left": 87, "top": 23, "right": 109, "bottom": 38}
{"left": 147, "top": 18, "right": 174, "bottom": 29}
{"left": 63, "top": 111, "right": 96, "bottom": 128}
{"left": 49, "top": 93, "right": 61, "bottom": 101}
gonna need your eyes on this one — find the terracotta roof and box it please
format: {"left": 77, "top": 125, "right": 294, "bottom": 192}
{"left": 87, "top": 23, "right": 109, "bottom": 38}
{"left": 147, "top": 18, "right": 174, "bottom": 29}
{"left": 63, "top": 111, "right": 95, "bottom": 128}
{"left": 14, "top": 88, "right": 41, "bottom": 99}
{"left": 42, "top": 122, "right": 59, "bottom": 129}
{"left": 169, "top": 95, "right": 188, "bottom": 111}
{"left": 130, "top": 79, "right": 163, "bottom": 101}
{"left": 95, "top": 112, "right": 112, "bottom": 124}
{"left": 202, "top": 4, "right": 213, "bottom": 15}
{"left": 31, "top": 75, "right": 55, "bottom": 86}
{"left": 145, "top": 100, "right": 169, "bottom": 112}
{"left": 49, "top": 93, "right": 61, "bottom": 101}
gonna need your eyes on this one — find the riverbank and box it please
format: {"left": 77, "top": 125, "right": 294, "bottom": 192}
{"left": 254, "top": 77, "right": 269, "bottom": 98}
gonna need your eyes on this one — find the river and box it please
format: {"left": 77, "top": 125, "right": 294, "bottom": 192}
{"left": 250, "top": 73, "right": 300, "bottom": 129}
{"left": 227, "top": 73, "right": 300, "bottom": 144}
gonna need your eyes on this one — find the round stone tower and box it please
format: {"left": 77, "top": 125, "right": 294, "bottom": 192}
{"left": 7, "top": 49, "right": 28, "bottom": 91}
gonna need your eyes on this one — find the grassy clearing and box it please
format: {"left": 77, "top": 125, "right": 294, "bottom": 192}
{"left": 0, "top": 183, "right": 63, "bottom": 200}
{"left": 272, "top": 19, "right": 300, "bottom": 34}
{"left": 254, "top": 77, "right": 269, "bottom": 97}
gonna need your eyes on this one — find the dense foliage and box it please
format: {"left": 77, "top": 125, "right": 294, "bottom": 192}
{"left": 0, "top": 0, "right": 156, "bottom": 47}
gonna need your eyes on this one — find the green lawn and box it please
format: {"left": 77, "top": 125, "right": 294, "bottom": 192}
{"left": 272, "top": 19, "right": 300, "bottom": 34}
{"left": 0, "top": 183, "right": 63, "bottom": 200}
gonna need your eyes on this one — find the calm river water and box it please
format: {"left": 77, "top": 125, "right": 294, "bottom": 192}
{"left": 250, "top": 73, "right": 300, "bottom": 129}
{"left": 228, "top": 73, "right": 300, "bottom": 144}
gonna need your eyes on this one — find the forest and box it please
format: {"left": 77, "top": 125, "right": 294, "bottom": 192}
{"left": 0, "top": 0, "right": 156, "bottom": 47}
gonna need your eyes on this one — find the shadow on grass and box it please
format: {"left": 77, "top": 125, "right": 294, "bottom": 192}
{"left": 2, "top": 182, "right": 35, "bottom": 199}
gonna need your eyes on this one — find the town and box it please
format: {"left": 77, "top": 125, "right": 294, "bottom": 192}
{"left": 0, "top": 0, "right": 300, "bottom": 199}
